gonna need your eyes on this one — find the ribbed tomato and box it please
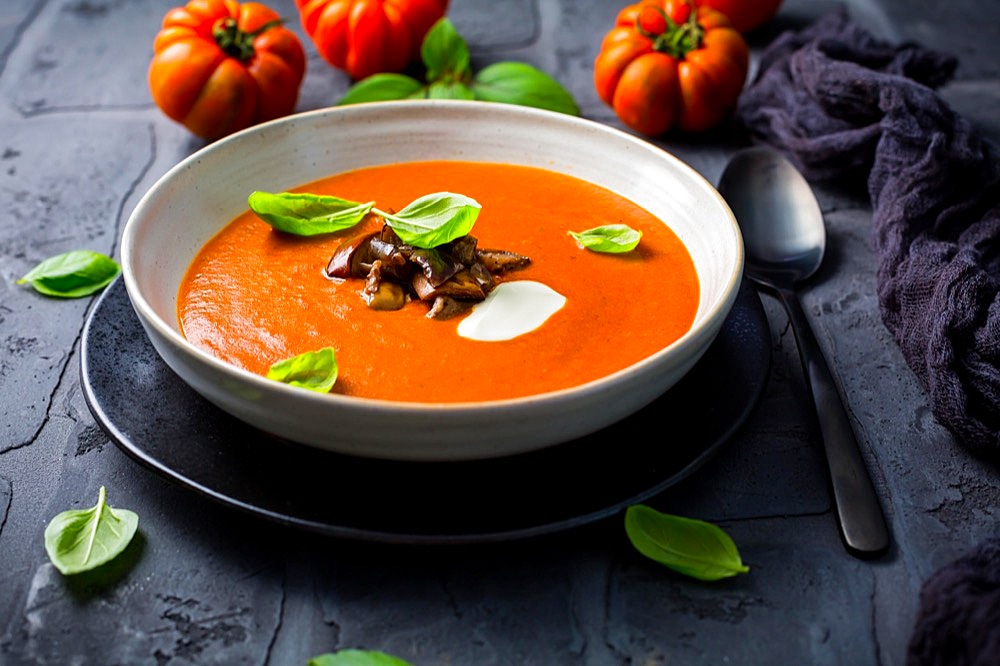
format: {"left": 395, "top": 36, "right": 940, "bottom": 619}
{"left": 594, "top": 1, "right": 749, "bottom": 136}
{"left": 296, "top": 0, "right": 449, "bottom": 80}
{"left": 696, "top": 0, "right": 782, "bottom": 33}
{"left": 149, "top": 0, "right": 306, "bottom": 140}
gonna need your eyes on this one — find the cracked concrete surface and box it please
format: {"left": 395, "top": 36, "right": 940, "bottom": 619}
{"left": 0, "top": 0, "right": 998, "bottom": 664}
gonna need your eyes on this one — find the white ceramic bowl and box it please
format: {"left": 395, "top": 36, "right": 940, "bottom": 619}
{"left": 122, "top": 100, "right": 743, "bottom": 461}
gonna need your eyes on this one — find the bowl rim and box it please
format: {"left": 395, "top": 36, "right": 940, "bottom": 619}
{"left": 121, "top": 100, "right": 744, "bottom": 417}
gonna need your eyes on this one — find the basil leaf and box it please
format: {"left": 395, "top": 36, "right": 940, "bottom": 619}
{"left": 427, "top": 81, "right": 476, "bottom": 100}
{"left": 17, "top": 249, "right": 120, "bottom": 298}
{"left": 624, "top": 504, "right": 750, "bottom": 581}
{"left": 338, "top": 73, "right": 425, "bottom": 105}
{"left": 568, "top": 224, "right": 642, "bottom": 253}
{"left": 422, "top": 18, "right": 471, "bottom": 82}
{"left": 267, "top": 347, "right": 338, "bottom": 392}
{"left": 472, "top": 62, "right": 580, "bottom": 116}
{"left": 308, "top": 650, "right": 413, "bottom": 666}
{"left": 381, "top": 192, "right": 481, "bottom": 249}
{"left": 248, "top": 191, "right": 373, "bottom": 236}
{"left": 44, "top": 486, "right": 139, "bottom": 575}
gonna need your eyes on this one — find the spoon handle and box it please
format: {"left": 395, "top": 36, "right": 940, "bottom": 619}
{"left": 776, "top": 286, "right": 891, "bottom": 557}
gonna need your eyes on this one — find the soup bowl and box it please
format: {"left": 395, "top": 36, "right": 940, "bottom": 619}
{"left": 122, "top": 100, "right": 743, "bottom": 461}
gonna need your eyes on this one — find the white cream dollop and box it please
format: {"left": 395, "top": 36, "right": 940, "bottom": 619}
{"left": 457, "top": 280, "right": 566, "bottom": 342}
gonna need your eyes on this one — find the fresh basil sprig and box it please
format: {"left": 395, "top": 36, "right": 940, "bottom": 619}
{"left": 380, "top": 192, "right": 480, "bottom": 247}
{"left": 17, "top": 249, "right": 120, "bottom": 298}
{"left": 624, "top": 504, "right": 750, "bottom": 581}
{"left": 338, "top": 18, "right": 580, "bottom": 116}
{"left": 249, "top": 191, "right": 481, "bottom": 249}
{"left": 308, "top": 649, "right": 413, "bottom": 666}
{"left": 247, "top": 191, "right": 374, "bottom": 236}
{"left": 422, "top": 15, "right": 471, "bottom": 82}
{"left": 44, "top": 486, "right": 139, "bottom": 575}
{"left": 569, "top": 224, "right": 642, "bottom": 253}
{"left": 267, "top": 347, "right": 339, "bottom": 392}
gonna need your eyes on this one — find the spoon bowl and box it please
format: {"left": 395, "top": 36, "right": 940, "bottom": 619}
{"left": 718, "top": 146, "right": 890, "bottom": 558}
{"left": 718, "top": 147, "right": 825, "bottom": 284}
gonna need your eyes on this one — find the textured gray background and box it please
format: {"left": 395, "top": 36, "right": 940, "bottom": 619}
{"left": 1, "top": 0, "right": 998, "bottom": 664}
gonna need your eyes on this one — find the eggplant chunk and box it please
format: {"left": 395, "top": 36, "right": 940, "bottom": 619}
{"left": 367, "top": 237, "right": 413, "bottom": 281}
{"left": 409, "top": 247, "right": 463, "bottom": 287}
{"left": 476, "top": 249, "right": 531, "bottom": 273}
{"left": 327, "top": 221, "right": 531, "bottom": 316}
{"left": 467, "top": 261, "right": 496, "bottom": 294}
{"left": 327, "top": 232, "right": 377, "bottom": 278}
{"left": 446, "top": 235, "right": 479, "bottom": 265}
{"left": 411, "top": 269, "right": 486, "bottom": 301}
{"left": 426, "top": 296, "right": 474, "bottom": 320}
{"left": 379, "top": 224, "right": 403, "bottom": 244}
{"left": 363, "top": 261, "right": 406, "bottom": 310}
{"left": 364, "top": 282, "right": 406, "bottom": 310}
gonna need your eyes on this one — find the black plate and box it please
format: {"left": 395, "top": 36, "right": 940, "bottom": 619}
{"left": 81, "top": 276, "right": 770, "bottom": 544}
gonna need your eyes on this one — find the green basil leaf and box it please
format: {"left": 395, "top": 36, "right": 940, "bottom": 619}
{"left": 267, "top": 347, "right": 338, "bottom": 392}
{"left": 427, "top": 81, "right": 476, "bottom": 100}
{"left": 17, "top": 249, "right": 120, "bottom": 298}
{"left": 381, "top": 192, "right": 481, "bottom": 249}
{"left": 422, "top": 17, "right": 471, "bottom": 82}
{"left": 624, "top": 504, "right": 750, "bottom": 581}
{"left": 338, "top": 73, "right": 425, "bottom": 106}
{"left": 44, "top": 486, "right": 139, "bottom": 575}
{"left": 568, "top": 224, "right": 642, "bottom": 253}
{"left": 248, "top": 191, "right": 373, "bottom": 236}
{"left": 472, "top": 62, "right": 581, "bottom": 116}
{"left": 308, "top": 649, "right": 413, "bottom": 666}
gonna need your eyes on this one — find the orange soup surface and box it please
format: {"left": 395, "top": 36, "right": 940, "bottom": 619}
{"left": 178, "top": 161, "right": 700, "bottom": 403}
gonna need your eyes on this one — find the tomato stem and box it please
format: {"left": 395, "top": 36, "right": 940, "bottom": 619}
{"left": 213, "top": 17, "right": 284, "bottom": 61}
{"left": 634, "top": 2, "right": 703, "bottom": 59}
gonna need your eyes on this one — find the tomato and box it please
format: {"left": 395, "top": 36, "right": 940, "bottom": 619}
{"left": 695, "top": 0, "right": 782, "bottom": 33}
{"left": 149, "top": 0, "right": 306, "bottom": 141}
{"left": 594, "top": 1, "right": 749, "bottom": 136}
{"left": 296, "top": 0, "right": 449, "bottom": 81}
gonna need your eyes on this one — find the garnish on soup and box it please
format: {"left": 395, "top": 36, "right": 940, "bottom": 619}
{"left": 326, "top": 215, "right": 531, "bottom": 319}
{"left": 250, "top": 189, "right": 532, "bottom": 319}
{"left": 178, "top": 160, "right": 699, "bottom": 403}
{"left": 568, "top": 224, "right": 643, "bottom": 253}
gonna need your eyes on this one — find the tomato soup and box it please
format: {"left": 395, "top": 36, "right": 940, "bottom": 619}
{"left": 177, "top": 161, "right": 699, "bottom": 402}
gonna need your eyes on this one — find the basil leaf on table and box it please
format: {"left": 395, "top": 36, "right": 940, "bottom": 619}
{"left": 625, "top": 504, "right": 750, "bottom": 581}
{"left": 382, "top": 192, "right": 481, "bottom": 248}
{"left": 308, "top": 649, "right": 413, "bottom": 666}
{"left": 569, "top": 224, "right": 642, "bottom": 253}
{"left": 473, "top": 62, "right": 581, "bottom": 116}
{"left": 248, "top": 191, "right": 374, "bottom": 236}
{"left": 17, "top": 249, "right": 120, "bottom": 298}
{"left": 267, "top": 347, "right": 338, "bottom": 392}
{"left": 44, "top": 486, "right": 139, "bottom": 575}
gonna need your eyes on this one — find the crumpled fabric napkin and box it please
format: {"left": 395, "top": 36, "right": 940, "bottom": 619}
{"left": 906, "top": 536, "right": 1000, "bottom": 665}
{"left": 735, "top": 7, "right": 1000, "bottom": 461}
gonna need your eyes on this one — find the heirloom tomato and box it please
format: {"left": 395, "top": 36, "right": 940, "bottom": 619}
{"left": 695, "top": 0, "right": 782, "bottom": 34}
{"left": 149, "top": 0, "right": 306, "bottom": 141}
{"left": 296, "top": 0, "right": 449, "bottom": 81}
{"left": 594, "top": 1, "right": 748, "bottom": 136}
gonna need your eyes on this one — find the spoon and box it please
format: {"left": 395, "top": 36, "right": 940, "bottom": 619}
{"left": 718, "top": 146, "right": 890, "bottom": 558}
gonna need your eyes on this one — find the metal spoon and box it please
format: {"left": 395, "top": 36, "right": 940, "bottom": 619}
{"left": 718, "top": 146, "right": 890, "bottom": 558}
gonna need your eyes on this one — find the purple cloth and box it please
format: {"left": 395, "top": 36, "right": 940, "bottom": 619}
{"left": 736, "top": 8, "right": 1000, "bottom": 461}
{"left": 906, "top": 537, "right": 1000, "bottom": 666}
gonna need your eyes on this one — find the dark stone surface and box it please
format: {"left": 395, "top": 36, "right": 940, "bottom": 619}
{"left": 0, "top": 0, "right": 998, "bottom": 664}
